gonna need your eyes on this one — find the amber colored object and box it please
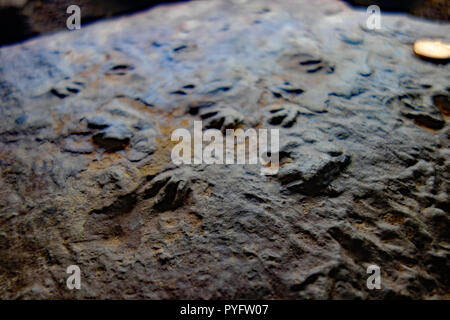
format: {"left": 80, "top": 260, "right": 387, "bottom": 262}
{"left": 413, "top": 40, "right": 450, "bottom": 60}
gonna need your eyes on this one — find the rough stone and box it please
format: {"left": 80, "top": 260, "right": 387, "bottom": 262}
{"left": 0, "top": 0, "right": 449, "bottom": 299}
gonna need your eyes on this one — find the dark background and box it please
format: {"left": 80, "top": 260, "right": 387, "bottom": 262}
{"left": 346, "top": 0, "right": 449, "bottom": 20}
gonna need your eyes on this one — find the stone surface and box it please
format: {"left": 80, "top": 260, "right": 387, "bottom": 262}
{"left": 0, "top": 0, "right": 449, "bottom": 299}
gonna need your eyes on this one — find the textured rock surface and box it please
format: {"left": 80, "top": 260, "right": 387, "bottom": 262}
{"left": 0, "top": 0, "right": 449, "bottom": 299}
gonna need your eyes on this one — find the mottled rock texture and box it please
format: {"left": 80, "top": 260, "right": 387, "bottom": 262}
{"left": 0, "top": 0, "right": 449, "bottom": 299}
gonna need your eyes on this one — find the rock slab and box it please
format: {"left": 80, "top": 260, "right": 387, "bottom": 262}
{"left": 0, "top": 0, "right": 449, "bottom": 299}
